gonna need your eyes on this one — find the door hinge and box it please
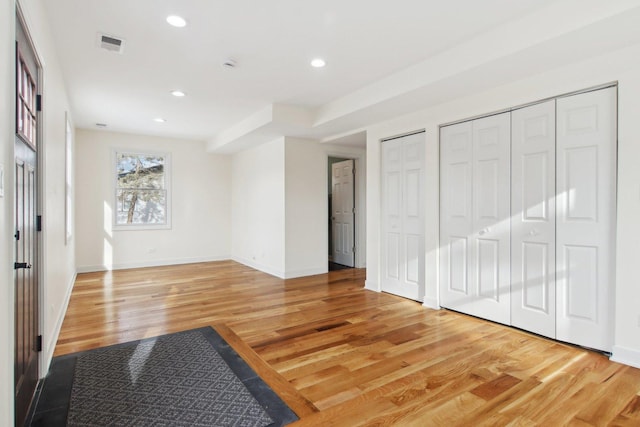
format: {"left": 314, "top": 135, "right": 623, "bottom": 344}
{"left": 37, "top": 215, "right": 42, "bottom": 232}
{"left": 36, "top": 94, "right": 42, "bottom": 112}
{"left": 352, "top": 246, "right": 356, "bottom": 253}
{"left": 15, "top": 230, "right": 20, "bottom": 241}
{"left": 36, "top": 335, "right": 42, "bottom": 352}
{"left": 352, "top": 207, "right": 355, "bottom": 214}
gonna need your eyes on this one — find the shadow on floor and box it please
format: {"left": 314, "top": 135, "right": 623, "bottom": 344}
{"left": 329, "top": 262, "right": 352, "bottom": 271}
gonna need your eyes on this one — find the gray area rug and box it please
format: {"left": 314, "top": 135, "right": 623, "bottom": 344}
{"left": 29, "top": 327, "right": 297, "bottom": 427}
{"left": 68, "top": 330, "right": 272, "bottom": 426}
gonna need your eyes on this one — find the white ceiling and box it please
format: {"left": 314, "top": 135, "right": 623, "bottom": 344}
{"left": 42, "top": 0, "right": 640, "bottom": 151}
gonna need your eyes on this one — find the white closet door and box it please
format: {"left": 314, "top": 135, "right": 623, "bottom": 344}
{"left": 511, "top": 101, "right": 556, "bottom": 338}
{"left": 382, "top": 138, "right": 403, "bottom": 292}
{"left": 381, "top": 133, "right": 425, "bottom": 301}
{"left": 402, "top": 134, "right": 425, "bottom": 299}
{"left": 471, "top": 113, "right": 511, "bottom": 324}
{"left": 556, "top": 87, "right": 616, "bottom": 352}
{"left": 440, "top": 113, "right": 510, "bottom": 325}
{"left": 440, "top": 122, "right": 473, "bottom": 310}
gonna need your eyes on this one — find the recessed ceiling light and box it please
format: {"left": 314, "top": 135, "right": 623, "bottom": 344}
{"left": 311, "top": 58, "right": 326, "bottom": 68}
{"left": 153, "top": 118, "right": 166, "bottom": 123}
{"left": 171, "top": 90, "right": 186, "bottom": 97}
{"left": 166, "top": 15, "right": 187, "bottom": 27}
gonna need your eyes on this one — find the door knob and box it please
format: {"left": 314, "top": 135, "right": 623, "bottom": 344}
{"left": 479, "top": 228, "right": 489, "bottom": 235}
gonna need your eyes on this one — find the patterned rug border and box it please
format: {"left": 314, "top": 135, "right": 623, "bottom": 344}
{"left": 29, "top": 327, "right": 298, "bottom": 426}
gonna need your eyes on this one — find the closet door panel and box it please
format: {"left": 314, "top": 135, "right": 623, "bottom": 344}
{"left": 440, "top": 122, "right": 473, "bottom": 306}
{"left": 403, "top": 136, "right": 425, "bottom": 290}
{"left": 382, "top": 139, "right": 404, "bottom": 287}
{"left": 478, "top": 238, "right": 499, "bottom": 300}
{"left": 449, "top": 236, "right": 468, "bottom": 294}
{"left": 470, "top": 113, "right": 511, "bottom": 324}
{"left": 440, "top": 114, "right": 510, "bottom": 325}
{"left": 381, "top": 133, "right": 425, "bottom": 301}
{"left": 556, "top": 87, "right": 616, "bottom": 352}
{"left": 511, "top": 101, "right": 556, "bottom": 338}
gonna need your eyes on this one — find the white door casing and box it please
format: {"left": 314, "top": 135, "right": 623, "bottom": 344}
{"left": 555, "top": 87, "right": 616, "bottom": 352}
{"left": 331, "top": 159, "right": 355, "bottom": 267}
{"left": 511, "top": 100, "right": 557, "bottom": 339}
{"left": 440, "top": 113, "right": 511, "bottom": 325}
{"left": 381, "top": 132, "right": 425, "bottom": 301}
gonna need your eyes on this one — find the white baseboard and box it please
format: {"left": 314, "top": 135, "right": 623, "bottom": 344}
{"left": 231, "top": 256, "right": 327, "bottom": 279}
{"left": 364, "top": 279, "right": 379, "bottom": 292}
{"left": 610, "top": 345, "right": 640, "bottom": 369}
{"left": 283, "top": 267, "right": 327, "bottom": 279}
{"left": 76, "top": 255, "right": 230, "bottom": 273}
{"left": 231, "top": 256, "right": 285, "bottom": 279}
{"left": 422, "top": 296, "right": 439, "bottom": 310}
{"left": 41, "top": 271, "right": 76, "bottom": 376}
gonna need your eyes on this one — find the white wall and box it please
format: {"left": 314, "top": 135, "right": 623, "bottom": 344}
{"left": 75, "top": 129, "right": 231, "bottom": 271}
{"left": 366, "top": 41, "right": 640, "bottom": 367}
{"left": 285, "top": 138, "right": 327, "bottom": 277}
{"left": 0, "top": 0, "right": 77, "bottom": 423}
{"left": 231, "top": 137, "right": 286, "bottom": 276}
{"left": 231, "top": 137, "right": 366, "bottom": 279}
{"left": 1, "top": 1, "right": 16, "bottom": 423}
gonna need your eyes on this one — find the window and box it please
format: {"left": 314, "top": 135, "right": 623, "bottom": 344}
{"left": 114, "top": 151, "right": 170, "bottom": 229}
{"left": 16, "top": 47, "right": 37, "bottom": 147}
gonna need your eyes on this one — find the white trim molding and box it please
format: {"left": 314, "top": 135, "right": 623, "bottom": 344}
{"left": 41, "top": 272, "right": 76, "bottom": 376}
{"left": 422, "top": 297, "right": 439, "bottom": 310}
{"left": 364, "top": 279, "right": 380, "bottom": 292}
{"left": 610, "top": 345, "right": 640, "bottom": 369}
{"left": 77, "top": 255, "right": 230, "bottom": 273}
{"left": 231, "top": 256, "right": 285, "bottom": 279}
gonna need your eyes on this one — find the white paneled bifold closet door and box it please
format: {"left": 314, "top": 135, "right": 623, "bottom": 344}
{"left": 440, "top": 113, "right": 511, "bottom": 325}
{"left": 381, "top": 132, "right": 425, "bottom": 301}
{"left": 439, "top": 86, "right": 616, "bottom": 352}
{"left": 556, "top": 88, "right": 616, "bottom": 351}
{"left": 511, "top": 100, "right": 557, "bottom": 339}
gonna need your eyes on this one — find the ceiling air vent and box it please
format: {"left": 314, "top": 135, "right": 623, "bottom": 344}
{"left": 97, "top": 33, "right": 125, "bottom": 54}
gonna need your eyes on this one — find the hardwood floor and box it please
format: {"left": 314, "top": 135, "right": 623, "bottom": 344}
{"left": 55, "top": 261, "right": 640, "bottom": 426}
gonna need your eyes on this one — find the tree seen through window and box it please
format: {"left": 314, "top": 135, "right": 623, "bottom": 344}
{"left": 116, "top": 152, "right": 168, "bottom": 225}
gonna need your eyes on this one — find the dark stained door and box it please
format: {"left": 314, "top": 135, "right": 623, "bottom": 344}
{"left": 14, "top": 16, "right": 40, "bottom": 426}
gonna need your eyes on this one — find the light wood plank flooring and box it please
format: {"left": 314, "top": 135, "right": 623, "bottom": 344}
{"left": 55, "top": 261, "right": 640, "bottom": 426}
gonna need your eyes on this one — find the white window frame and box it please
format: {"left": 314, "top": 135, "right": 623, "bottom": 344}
{"left": 112, "top": 149, "right": 172, "bottom": 231}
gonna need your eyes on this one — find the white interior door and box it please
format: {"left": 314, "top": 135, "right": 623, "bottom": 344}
{"left": 440, "top": 113, "right": 511, "bottom": 325}
{"left": 440, "top": 121, "right": 473, "bottom": 310}
{"left": 511, "top": 100, "right": 557, "bottom": 338}
{"left": 381, "top": 132, "right": 425, "bottom": 301}
{"left": 556, "top": 87, "right": 616, "bottom": 352}
{"left": 471, "top": 113, "right": 511, "bottom": 324}
{"left": 332, "top": 159, "right": 355, "bottom": 267}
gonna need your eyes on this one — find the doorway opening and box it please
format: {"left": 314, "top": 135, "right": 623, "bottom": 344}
{"left": 328, "top": 157, "right": 355, "bottom": 271}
